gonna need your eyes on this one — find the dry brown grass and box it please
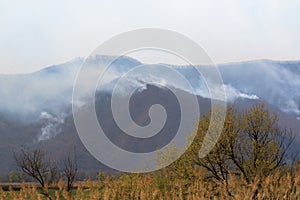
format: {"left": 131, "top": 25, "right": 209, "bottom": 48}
{"left": 1, "top": 166, "right": 299, "bottom": 200}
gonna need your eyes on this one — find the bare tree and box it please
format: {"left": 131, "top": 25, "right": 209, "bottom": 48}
{"left": 62, "top": 151, "right": 78, "bottom": 192}
{"left": 14, "top": 148, "right": 57, "bottom": 197}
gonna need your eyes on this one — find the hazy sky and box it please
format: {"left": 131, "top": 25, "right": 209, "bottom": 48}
{"left": 0, "top": 0, "right": 300, "bottom": 74}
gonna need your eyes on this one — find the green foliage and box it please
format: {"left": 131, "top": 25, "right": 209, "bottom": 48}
{"left": 8, "top": 171, "right": 23, "bottom": 183}
{"left": 158, "top": 104, "right": 295, "bottom": 186}
{"left": 194, "top": 104, "right": 294, "bottom": 184}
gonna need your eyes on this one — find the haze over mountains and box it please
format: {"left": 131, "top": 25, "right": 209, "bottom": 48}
{"left": 0, "top": 55, "right": 299, "bottom": 177}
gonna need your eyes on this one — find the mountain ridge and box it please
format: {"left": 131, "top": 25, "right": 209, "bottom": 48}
{"left": 0, "top": 55, "right": 299, "bottom": 179}
{"left": 1, "top": 56, "right": 300, "bottom": 76}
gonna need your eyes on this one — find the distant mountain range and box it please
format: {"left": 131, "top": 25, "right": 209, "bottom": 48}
{"left": 0, "top": 56, "right": 299, "bottom": 178}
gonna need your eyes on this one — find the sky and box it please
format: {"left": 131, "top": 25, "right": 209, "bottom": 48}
{"left": 0, "top": 0, "right": 300, "bottom": 74}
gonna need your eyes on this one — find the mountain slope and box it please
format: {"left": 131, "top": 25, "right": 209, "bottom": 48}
{"left": 0, "top": 56, "right": 299, "bottom": 178}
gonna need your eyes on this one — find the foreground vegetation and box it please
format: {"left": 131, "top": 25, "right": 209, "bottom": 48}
{"left": 1, "top": 167, "right": 300, "bottom": 200}
{"left": 2, "top": 104, "right": 299, "bottom": 199}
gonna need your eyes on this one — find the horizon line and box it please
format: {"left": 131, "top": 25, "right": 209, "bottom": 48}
{"left": 1, "top": 56, "right": 300, "bottom": 75}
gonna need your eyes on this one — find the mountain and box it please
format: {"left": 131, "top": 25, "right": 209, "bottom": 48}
{"left": 0, "top": 56, "right": 299, "bottom": 179}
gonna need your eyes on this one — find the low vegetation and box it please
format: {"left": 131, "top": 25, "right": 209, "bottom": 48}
{"left": 0, "top": 167, "right": 299, "bottom": 199}
{"left": 1, "top": 104, "right": 299, "bottom": 199}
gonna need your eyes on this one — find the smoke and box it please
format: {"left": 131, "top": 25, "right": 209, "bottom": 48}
{"left": 0, "top": 55, "right": 140, "bottom": 120}
{"left": 0, "top": 58, "right": 83, "bottom": 121}
{"left": 218, "top": 60, "right": 300, "bottom": 115}
{"left": 0, "top": 56, "right": 299, "bottom": 140}
{"left": 38, "top": 112, "right": 65, "bottom": 141}
{"left": 102, "top": 65, "right": 259, "bottom": 102}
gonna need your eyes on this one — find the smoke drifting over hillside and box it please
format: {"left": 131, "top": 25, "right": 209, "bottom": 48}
{"left": 0, "top": 56, "right": 299, "bottom": 140}
{"left": 218, "top": 60, "right": 300, "bottom": 115}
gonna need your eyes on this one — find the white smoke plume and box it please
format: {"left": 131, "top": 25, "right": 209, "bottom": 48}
{"left": 0, "top": 56, "right": 299, "bottom": 140}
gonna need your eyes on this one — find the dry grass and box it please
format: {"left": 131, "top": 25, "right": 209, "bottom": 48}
{"left": 1, "top": 167, "right": 299, "bottom": 200}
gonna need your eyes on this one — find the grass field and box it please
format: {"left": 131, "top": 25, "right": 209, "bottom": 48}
{"left": 1, "top": 167, "right": 299, "bottom": 200}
